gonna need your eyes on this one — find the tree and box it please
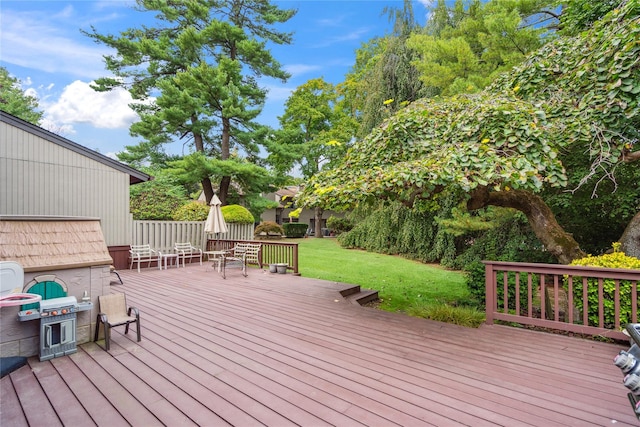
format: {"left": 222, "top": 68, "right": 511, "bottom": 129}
{"left": 267, "top": 78, "right": 357, "bottom": 237}
{"left": 558, "top": 0, "right": 620, "bottom": 35}
{"left": 129, "top": 168, "right": 190, "bottom": 220}
{"left": 84, "top": 0, "right": 295, "bottom": 205}
{"left": 166, "top": 151, "right": 277, "bottom": 220}
{"left": 342, "top": 0, "right": 426, "bottom": 137}
{"left": 299, "top": 1, "right": 639, "bottom": 264}
{"left": 407, "top": 0, "right": 557, "bottom": 97}
{"left": 0, "top": 66, "right": 43, "bottom": 124}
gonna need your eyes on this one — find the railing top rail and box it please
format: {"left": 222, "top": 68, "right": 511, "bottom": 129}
{"left": 483, "top": 260, "right": 640, "bottom": 280}
{"left": 214, "top": 239, "right": 299, "bottom": 247}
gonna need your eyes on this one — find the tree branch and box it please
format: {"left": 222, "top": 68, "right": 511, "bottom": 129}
{"left": 624, "top": 149, "right": 640, "bottom": 162}
{"left": 468, "top": 187, "right": 586, "bottom": 264}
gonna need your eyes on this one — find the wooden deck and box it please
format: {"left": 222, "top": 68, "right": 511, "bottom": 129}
{"left": 1, "top": 263, "right": 638, "bottom": 426}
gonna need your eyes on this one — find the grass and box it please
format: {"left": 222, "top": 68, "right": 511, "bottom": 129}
{"left": 295, "top": 238, "right": 480, "bottom": 322}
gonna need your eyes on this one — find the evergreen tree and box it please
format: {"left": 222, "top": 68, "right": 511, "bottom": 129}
{"left": 0, "top": 66, "right": 42, "bottom": 124}
{"left": 84, "top": 0, "right": 295, "bottom": 205}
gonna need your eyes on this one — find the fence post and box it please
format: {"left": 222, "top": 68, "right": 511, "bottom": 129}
{"left": 484, "top": 261, "right": 495, "bottom": 325}
{"left": 292, "top": 243, "right": 299, "bottom": 274}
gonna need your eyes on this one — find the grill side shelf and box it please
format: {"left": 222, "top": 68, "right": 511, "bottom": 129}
{"left": 18, "top": 302, "right": 92, "bottom": 321}
{"left": 18, "top": 310, "right": 40, "bottom": 321}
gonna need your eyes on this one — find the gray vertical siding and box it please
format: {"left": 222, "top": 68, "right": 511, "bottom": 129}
{"left": 1, "top": 121, "right": 132, "bottom": 247}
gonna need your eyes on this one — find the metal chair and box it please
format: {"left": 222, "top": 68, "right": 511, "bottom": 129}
{"left": 94, "top": 293, "right": 140, "bottom": 351}
{"left": 129, "top": 244, "right": 159, "bottom": 272}
{"left": 110, "top": 265, "right": 123, "bottom": 284}
{"left": 220, "top": 243, "right": 261, "bottom": 279}
{"left": 174, "top": 242, "right": 203, "bottom": 267}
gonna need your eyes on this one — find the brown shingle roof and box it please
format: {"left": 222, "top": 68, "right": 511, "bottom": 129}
{"left": 0, "top": 216, "right": 113, "bottom": 272}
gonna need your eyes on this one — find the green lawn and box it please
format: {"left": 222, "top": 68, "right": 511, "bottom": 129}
{"left": 295, "top": 238, "right": 472, "bottom": 313}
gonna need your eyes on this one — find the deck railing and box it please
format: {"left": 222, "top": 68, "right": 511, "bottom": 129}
{"left": 207, "top": 239, "right": 299, "bottom": 274}
{"left": 132, "top": 221, "right": 253, "bottom": 252}
{"left": 484, "top": 261, "right": 639, "bottom": 341}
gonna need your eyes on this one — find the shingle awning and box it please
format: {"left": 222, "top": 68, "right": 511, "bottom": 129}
{"left": 0, "top": 216, "right": 113, "bottom": 272}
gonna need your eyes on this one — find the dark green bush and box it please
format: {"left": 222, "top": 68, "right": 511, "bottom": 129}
{"left": 254, "top": 221, "right": 285, "bottom": 239}
{"left": 172, "top": 201, "right": 209, "bottom": 221}
{"left": 283, "top": 223, "right": 308, "bottom": 238}
{"left": 221, "top": 204, "right": 254, "bottom": 224}
{"left": 326, "top": 216, "right": 353, "bottom": 234}
{"left": 130, "top": 180, "right": 188, "bottom": 220}
{"left": 338, "top": 201, "right": 457, "bottom": 264}
{"left": 464, "top": 261, "right": 486, "bottom": 306}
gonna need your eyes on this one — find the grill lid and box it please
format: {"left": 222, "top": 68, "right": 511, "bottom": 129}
{"left": 40, "top": 296, "right": 78, "bottom": 313}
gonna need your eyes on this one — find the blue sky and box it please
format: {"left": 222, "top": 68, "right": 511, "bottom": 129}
{"left": 1, "top": 1, "right": 431, "bottom": 159}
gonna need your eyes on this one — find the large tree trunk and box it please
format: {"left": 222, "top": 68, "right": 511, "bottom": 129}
{"left": 218, "top": 116, "right": 232, "bottom": 205}
{"left": 620, "top": 211, "right": 640, "bottom": 259}
{"left": 192, "top": 125, "right": 215, "bottom": 204}
{"left": 467, "top": 187, "right": 586, "bottom": 264}
{"left": 314, "top": 207, "right": 324, "bottom": 239}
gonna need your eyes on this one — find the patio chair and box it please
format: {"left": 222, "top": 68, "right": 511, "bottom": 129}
{"left": 129, "top": 244, "right": 159, "bottom": 272}
{"left": 220, "top": 243, "right": 261, "bottom": 279}
{"left": 94, "top": 293, "right": 140, "bottom": 351}
{"left": 174, "top": 242, "right": 203, "bottom": 267}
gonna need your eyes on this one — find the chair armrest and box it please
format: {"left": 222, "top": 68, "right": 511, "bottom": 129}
{"left": 128, "top": 306, "right": 140, "bottom": 319}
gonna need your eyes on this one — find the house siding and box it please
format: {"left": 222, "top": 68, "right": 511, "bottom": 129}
{"left": 261, "top": 189, "right": 345, "bottom": 233}
{"left": 0, "top": 119, "right": 134, "bottom": 249}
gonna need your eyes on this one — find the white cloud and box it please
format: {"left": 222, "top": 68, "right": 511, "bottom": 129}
{"left": 55, "top": 5, "right": 75, "bottom": 19}
{"left": 311, "top": 27, "right": 372, "bottom": 48}
{"left": 416, "top": 0, "right": 435, "bottom": 8}
{"left": 42, "top": 80, "right": 138, "bottom": 130}
{"left": 0, "top": 10, "right": 111, "bottom": 80}
{"left": 39, "top": 118, "right": 76, "bottom": 137}
{"left": 284, "top": 64, "right": 322, "bottom": 77}
{"left": 264, "top": 85, "right": 294, "bottom": 102}
{"left": 316, "top": 15, "right": 346, "bottom": 27}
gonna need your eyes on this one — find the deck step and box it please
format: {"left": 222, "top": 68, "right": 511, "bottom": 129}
{"left": 345, "top": 289, "right": 379, "bottom": 306}
{"left": 338, "top": 285, "right": 361, "bottom": 298}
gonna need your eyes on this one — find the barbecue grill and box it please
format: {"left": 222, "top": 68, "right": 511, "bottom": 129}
{"left": 18, "top": 296, "right": 92, "bottom": 361}
{"left": 614, "top": 323, "right": 640, "bottom": 420}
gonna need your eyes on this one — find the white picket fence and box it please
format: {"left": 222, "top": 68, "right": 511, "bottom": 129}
{"left": 132, "top": 221, "right": 254, "bottom": 252}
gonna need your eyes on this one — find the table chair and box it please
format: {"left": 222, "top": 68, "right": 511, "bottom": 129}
{"left": 94, "top": 293, "right": 140, "bottom": 351}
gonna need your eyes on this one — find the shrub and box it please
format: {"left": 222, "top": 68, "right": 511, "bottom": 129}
{"left": 172, "top": 201, "right": 209, "bottom": 221}
{"left": 326, "top": 216, "right": 353, "bottom": 234}
{"left": 130, "top": 180, "right": 188, "bottom": 220}
{"left": 464, "top": 261, "right": 486, "bottom": 306}
{"left": 568, "top": 243, "right": 640, "bottom": 328}
{"left": 406, "top": 302, "right": 485, "bottom": 327}
{"left": 254, "top": 221, "right": 285, "bottom": 239}
{"left": 464, "top": 261, "right": 537, "bottom": 312}
{"left": 221, "top": 204, "right": 254, "bottom": 224}
{"left": 283, "top": 223, "right": 308, "bottom": 238}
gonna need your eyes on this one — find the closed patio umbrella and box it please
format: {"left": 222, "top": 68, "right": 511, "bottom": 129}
{"left": 205, "top": 194, "right": 228, "bottom": 250}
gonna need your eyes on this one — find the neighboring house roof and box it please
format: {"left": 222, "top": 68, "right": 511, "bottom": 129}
{"left": 0, "top": 216, "right": 113, "bottom": 272}
{"left": 0, "top": 110, "right": 151, "bottom": 184}
{"left": 275, "top": 186, "right": 299, "bottom": 198}
{"left": 273, "top": 185, "right": 300, "bottom": 208}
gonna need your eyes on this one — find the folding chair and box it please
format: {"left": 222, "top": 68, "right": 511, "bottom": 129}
{"left": 94, "top": 293, "right": 140, "bottom": 351}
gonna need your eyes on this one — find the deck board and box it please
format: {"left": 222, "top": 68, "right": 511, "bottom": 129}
{"left": 0, "top": 371, "right": 28, "bottom": 427}
{"left": 1, "top": 263, "right": 638, "bottom": 426}
{"left": 27, "top": 358, "right": 96, "bottom": 426}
